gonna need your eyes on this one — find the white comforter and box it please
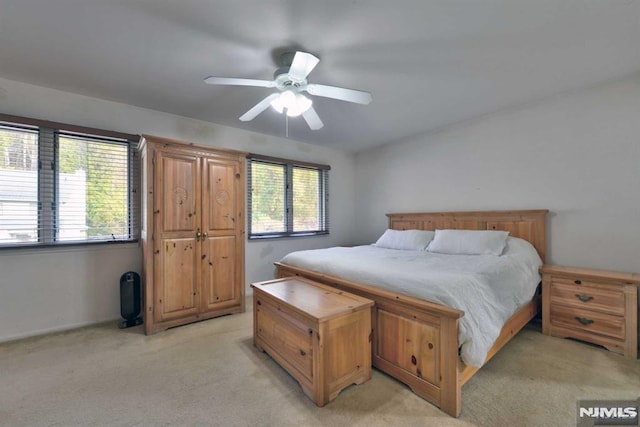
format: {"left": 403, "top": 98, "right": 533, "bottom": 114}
{"left": 279, "top": 237, "right": 542, "bottom": 367}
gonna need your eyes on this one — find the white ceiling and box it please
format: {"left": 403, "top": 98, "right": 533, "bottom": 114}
{"left": 1, "top": 0, "right": 639, "bottom": 152}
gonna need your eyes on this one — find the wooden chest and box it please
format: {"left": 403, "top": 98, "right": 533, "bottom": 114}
{"left": 251, "top": 277, "right": 374, "bottom": 406}
{"left": 541, "top": 265, "right": 639, "bottom": 359}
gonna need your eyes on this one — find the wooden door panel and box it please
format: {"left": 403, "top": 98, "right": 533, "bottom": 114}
{"left": 156, "top": 237, "right": 199, "bottom": 321}
{"left": 202, "top": 235, "right": 238, "bottom": 311}
{"left": 203, "top": 159, "right": 237, "bottom": 232}
{"left": 159, "top": 153, "right": 199, "bottom": 233}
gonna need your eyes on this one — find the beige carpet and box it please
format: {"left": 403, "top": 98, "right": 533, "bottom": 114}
{"left": 1, "top": 297, "right": 638, "bottom": 427}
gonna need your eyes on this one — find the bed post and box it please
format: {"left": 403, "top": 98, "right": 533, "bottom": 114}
{"left": 439, "top": 316, "right": 461, "bottom": 417}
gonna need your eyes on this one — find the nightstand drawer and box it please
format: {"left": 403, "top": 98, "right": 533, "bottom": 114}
{"left": 550, "top": 305, "right": 624, "bottom": 340}
{"left": 550, "top": 279, "right": 624, "bottom": 315}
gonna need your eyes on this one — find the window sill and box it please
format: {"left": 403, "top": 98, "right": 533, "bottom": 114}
{"left": 248, "top": 231, "right": 329, "bottom": 241}
{"left": 0, "top": 239, "right": 140, "bottom": 255}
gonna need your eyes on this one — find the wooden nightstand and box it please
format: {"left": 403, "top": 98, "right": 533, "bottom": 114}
{"left": 541, "top": 265, "right": 639, "bottom": 359}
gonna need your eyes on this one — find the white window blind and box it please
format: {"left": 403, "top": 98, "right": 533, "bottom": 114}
{"left": 57, "top": 133, "right": 130, "bottom": 241}
{"left": 248, "top": 155, "right": 329, "bottom": 239}
{"left": 0, "top": 116, "right": 140, "bottom": 248}
{"left": 249, "top": 161, "right": 286, "bottom": 234}
{"left": 0, "top": 124, "right": 39, "bottom": 244}
{"left": 292, "top": 166, "right": 325, "bottom": 233}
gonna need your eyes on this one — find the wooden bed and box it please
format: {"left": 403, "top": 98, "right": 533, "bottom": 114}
{"left": 275, "top": 209, "right": 547, "bottom": 417}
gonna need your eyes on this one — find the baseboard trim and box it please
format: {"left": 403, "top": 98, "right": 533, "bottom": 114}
{"left": 0, "top": 318, "right": 120, "bottom": 344}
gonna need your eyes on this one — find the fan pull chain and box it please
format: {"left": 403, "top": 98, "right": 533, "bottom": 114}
{"left": 285, "top": 114, "right": 289, "bottom": 138}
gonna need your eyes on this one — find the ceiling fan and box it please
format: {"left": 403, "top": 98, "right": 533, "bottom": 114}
{"left": 204, "top": 51, "right": 372, "bottom": 130}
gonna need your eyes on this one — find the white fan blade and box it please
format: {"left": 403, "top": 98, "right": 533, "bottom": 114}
{"left": 306, "top": 84, "right": 372, "bottom": 105}
{"left": 288, "top": 52, "right": 320, "bottom": 81}
{"left": 302, "top": 106, "right": 324, "bottom": 130}
{"left": 204, "top": 76, "right": 276, "bottom": 88}
{"left": 239, "top": 93, "right": 280, "bottom": 121}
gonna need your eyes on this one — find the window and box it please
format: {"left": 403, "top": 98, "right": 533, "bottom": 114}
{"left": 0, "top": 115, "right": 139, "bottom": 247}
{"left": 248, "top": 155, "right": 329, "bottom": 239}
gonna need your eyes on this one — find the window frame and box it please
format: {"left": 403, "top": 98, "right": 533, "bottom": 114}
{"left": 247, "top": 154, "right": 329, "bottom": 240}
{"left": 0, "top": 113, "right": 140, "bottom": 249}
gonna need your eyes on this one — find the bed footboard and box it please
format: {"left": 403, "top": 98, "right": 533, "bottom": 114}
{"left": 275, "top": 262, "right": 465, "bottom": 416}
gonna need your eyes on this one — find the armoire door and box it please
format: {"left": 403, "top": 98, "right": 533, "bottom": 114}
{"left": 154, "top": 151, "right": 201, "bottom": 322}
{"left": 201, "top": 157, "right": 241, "bottom": 312}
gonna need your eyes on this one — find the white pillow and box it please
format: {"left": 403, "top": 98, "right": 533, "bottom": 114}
{"left": 374, "top": 229, "right": 435, "bottom": 251}
{"left": 427, "top": 229, "right": 509, "bottom": 256}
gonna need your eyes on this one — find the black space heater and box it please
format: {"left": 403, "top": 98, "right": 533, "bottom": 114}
{"left": 118, "top": 271, "right": 143, "bottom": 328}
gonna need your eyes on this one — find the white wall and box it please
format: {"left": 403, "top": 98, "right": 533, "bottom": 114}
{"left": 355, "top": 73, "right": 640, "bottom": 273}
{"left": 0, "top": 77, "right": 356, "bottom": 342}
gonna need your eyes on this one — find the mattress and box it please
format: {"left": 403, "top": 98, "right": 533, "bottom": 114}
{"left": 279, "top": 237, "right": 542, "bottom": 367}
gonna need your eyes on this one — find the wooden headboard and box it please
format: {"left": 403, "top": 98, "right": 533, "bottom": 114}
{"left": 387, "top": 210, "right": 548, "bottom": 261}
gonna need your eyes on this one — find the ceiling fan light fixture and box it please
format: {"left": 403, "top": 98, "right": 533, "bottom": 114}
{"left": 270, "top": 95, "right": 285, "bottom": 114}
{"left": 270, "top": 90, "right": 312, "bottom": 117}
{"left": 286, "top": 93, "right": 312, "bottom": 117}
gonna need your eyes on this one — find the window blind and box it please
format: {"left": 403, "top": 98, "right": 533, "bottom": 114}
{"left": 0, "top": 124, "right": 39, "bottom": 244}
{"left": 249, "top": 160, "right": 287, "bottom": 235}
{"left": 57, "top": 132, "right": 130, "bottom": 241}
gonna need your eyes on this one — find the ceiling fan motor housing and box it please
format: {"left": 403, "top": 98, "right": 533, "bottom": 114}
{"left": 274, "top": 67, "right": 306, "bottom": 91}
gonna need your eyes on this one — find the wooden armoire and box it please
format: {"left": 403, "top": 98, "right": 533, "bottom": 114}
{"left": 139, "top": 135, "right": 245, "bottom": 335}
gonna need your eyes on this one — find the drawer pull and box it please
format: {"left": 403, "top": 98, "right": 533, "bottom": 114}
{"left": 575, "top": 317, "right": 594, "bottom": 326}
{"left": 574, "top": 279, "right": 582, "bottom": 285}
{"left": 299, "top": 349, "right": 306, "bottom": 356}
{"left": 256, "top": 300, "right": 261, "bottom": 305}
{"left": 575, "top": 294, "right": 594, "bottom": 303}
{"left": 308, "top": 328, "right": 313, "bottom": 335}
